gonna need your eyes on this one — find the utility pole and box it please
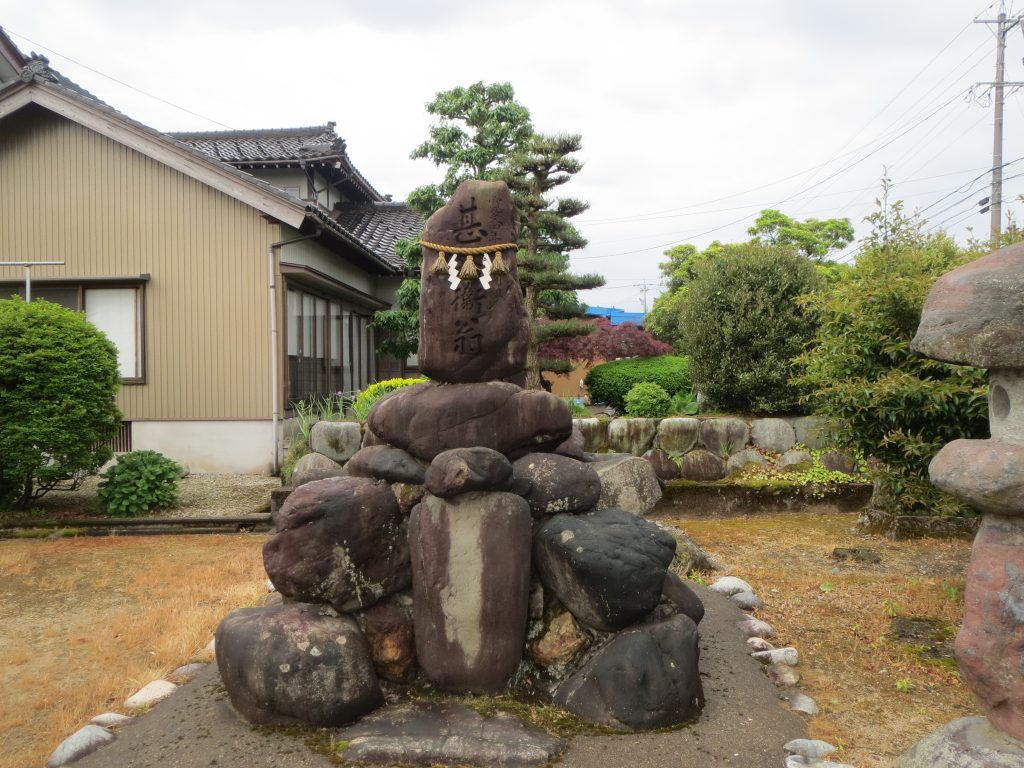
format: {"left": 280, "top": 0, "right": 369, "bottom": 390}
{"left": 976, "top": 10, "right": 1024, "bottom": 246}
{"left": 638, "top": 281, "right": 651, "bottom": 314}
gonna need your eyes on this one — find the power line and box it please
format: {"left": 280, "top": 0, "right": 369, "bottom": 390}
{"left": 3, "top": 26, "right": 235, "bottom": 130}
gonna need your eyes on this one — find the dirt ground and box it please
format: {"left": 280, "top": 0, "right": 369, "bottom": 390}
{"left": 0, "top": 476, "right": 977, "bottom": 768}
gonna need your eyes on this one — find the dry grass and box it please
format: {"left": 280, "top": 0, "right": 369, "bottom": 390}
{"left": 0, "top": 535, "right": 267, "bottom": 768}
{"left": 654, "top": 510, "right": 975, "bottom": 768}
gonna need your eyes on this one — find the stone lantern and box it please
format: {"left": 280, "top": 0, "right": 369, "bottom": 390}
{"left": 896, "top": 242, "right": 1024, "bottom": 767}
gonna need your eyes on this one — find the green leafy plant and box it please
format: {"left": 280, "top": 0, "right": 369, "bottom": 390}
{"left": 819, "top": 582, "right": 835, "bottom": 593}
{"left": 895, "top": 678, "right": 915, "bottom": 693}
{"left": 97, "top": 450, "right": 182, "bottom": 517}
{"left": 680, "top": 243, "right": 823, "bottom": 413}
{"left": 584, "top": 355, "right": 690, "bottom": 412}
{"left": 793, "top": 201, "right": 989, "bottom": 518}
{"left": 0, "top": 298, "right": 122, "bottom": 509}
{"left": 352, "top": 377, "right": 428, "bottom": 421}
{"left": 565, "top": 398, "right": 589, "bottom": 418}
{"left": 669, "top": 390, "right": 699, "bottom": 415}
{"left": 624, "top": 382, "right": 672, "bottom": 418}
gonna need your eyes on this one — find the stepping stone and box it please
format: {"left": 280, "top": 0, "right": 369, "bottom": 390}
{"left": 167, "top": 662, "right": 205, "bottom": 684}
{"left": 709, "top": 576, "right": 753, "bottom": 596}
{"left": 89, "top": 712, "right": 134, "bottom": 728}
{"left": 752, "top": 647, "right": 799, "bottom": 666}
{"left": 785, "top": 738, "right": 838, "bottom": 759}
{"left": 124, "top": 680, "right": 177, "bottom": 709}
{"left": 335, "top": 701, "right": 564, "bottom": 766}
{"left": 46, "top": 725, "right": 115, "bottom": 767}
{"left": 786, "top": 692, "right": 819, "bottom": 715}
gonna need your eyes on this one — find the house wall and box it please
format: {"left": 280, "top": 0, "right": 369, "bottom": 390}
{"left": 0, "top": 105, "right": 276, "bottom": 424}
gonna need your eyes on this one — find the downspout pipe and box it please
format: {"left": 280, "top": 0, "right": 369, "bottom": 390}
{"left": 267, "top": 230, "right": 320, "bottom": 475}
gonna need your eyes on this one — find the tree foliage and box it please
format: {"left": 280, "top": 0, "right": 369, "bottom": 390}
{"left": 408, "top": 81, "right": 533, "bottom": 219}
{"left": 540, "top": 317, "right": 672, "bottom": 365}
{"left": 505, "top": 132, "right": 604, "bottom": 387}
{"left": 0, "top": 298, "right": 122, "bottom": 509}
{"left": 371, "top": 238, "right": 423, "bottom": 360}
{"left": 794, "top": 197, "right": 991, "bottom": 517}
{"left": 747, "top": 208, "right": 854, "bottom": 259}
{"left": 679, "top": 244, "right": 823, "bottom": 413}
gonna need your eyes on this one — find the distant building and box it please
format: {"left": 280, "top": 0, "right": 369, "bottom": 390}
{"left": 0, "top": 29, "right": 422, "bottom": 473}
{"left": 584, "top": 305, "right": 647, "bottom": 326}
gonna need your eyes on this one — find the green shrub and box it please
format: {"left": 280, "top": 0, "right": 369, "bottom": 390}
{"left": 352, "top": 377, "right": 428, "bottom": 420}
{"left": 97, "top": 450, "right": 182, "bottom": 517}
{"left": 624, "top": 382, "right": 672, "bottom": 418}
{"left": 669, "top": 390, "right": 699, "bottom": 415}
{"left": 679, "top": 244, "right": 823, "bottom": 414}
{"left": 280, "top": 435, "right": 311, "bottom": 484}
{"left": 0, "top": 298, "right": 122, "bottom": 509}
{"left": 794, "top": 230, "right": 988, "bottom": 517}
{"left": 584, "top": 356, "right": 690, "bottom": 411}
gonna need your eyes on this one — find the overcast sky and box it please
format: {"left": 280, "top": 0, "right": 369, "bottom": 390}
{"left": 3, "top": 1, "right": 1022, "bottom": 311}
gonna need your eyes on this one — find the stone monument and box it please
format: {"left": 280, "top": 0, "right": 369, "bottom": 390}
{"left": 896, "top": 241, "right": 1024, "bottom": 767}
{"left": 214, "top": 180, "right": 703, "bottom": 765}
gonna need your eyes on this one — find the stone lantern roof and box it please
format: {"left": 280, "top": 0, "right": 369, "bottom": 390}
{"left": 911, "top": 241, "right": 1024, "bottom": 369}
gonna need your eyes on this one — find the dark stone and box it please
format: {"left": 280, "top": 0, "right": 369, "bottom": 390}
{"left": 410, "top": 492, "right": 532, "bottom": 693}
{"left": 418, "top": 180, "right": 530, "bottom": 383}
{"left": 269, "top": 486, "right": 293, "bottom": 525}
{"left": 832, "top": 547, "right": 881, "bottom": 564}
{"left": 592, "top": 456, "right": 663, "bottom": 514}
{"left": 359, "top": 593, "right": 416, "bottom": 683}
{"left": 554, "top": 424, "right": 586, "bottom": 459}
{"left": 367, "top": 381, "right": 572, "bottom": 461}
{"left": 553, "top": 614, "right": 704, "bottom": 731}
{"left": 911, "top": 241, "right": 1024, "bottom": 368}
{"left": 215, "top": 602, "right": 383, "bottom": 727}
{"left": 534, "top": 508, "right": 677, "bottom": 631}
{"left": 511, "top": 453, "right": 601, "bottom": 517}
{"left": 643, "top": 449, "right": 679, "bottom": 482}
{"left": 679, "top": 449, "right": 727, "bottom": 481}
{"left": 426, "top": 447, "right": 514, "bottom": 498}
{"left": 662, "top": 571, "right": 705, "bottom": 625}
{"left": 820, "top": 450, "right": 857, "bottom": 475}
{"left": 263, "top": 477, "right": 409, "bottom": 612}
{"left": 343, "top": 445, "right": 426, "bottom": 485}
{"left": 335, "top": 701, "right": 565, "bottom": 767}
{"left": 956, "top": 515, "right": 1024, "bottom": 740}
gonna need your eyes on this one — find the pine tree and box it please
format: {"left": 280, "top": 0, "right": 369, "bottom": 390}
{"left": 505, "top": 133, "right": 604, "bottom": 389}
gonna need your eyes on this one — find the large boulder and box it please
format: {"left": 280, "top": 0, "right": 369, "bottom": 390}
{"left": 512, "top": 453, "right": 601, "bottom": 517}
{"left": 654, "top": 417, "right": 700, "bottom": 454}
{"left": 661, "top": 571, "right": 705, "bottom": 625}
{"left": 750, "top": 418, "right": 796, "bottom": 453}
{"left": 592, "top": 456, "right": 663, "bottom": 515}
{"left": 344, "top": 445, "right": 427, "bottom": 485}
{"left": 608, "top": 418, "right": 658, "bottom": 455}
{"left": 290, "top": 452, "right": 345, "bottom": 487}
{"left": 553, "top": 614, "right": 703, "bottom": 731}
{"left": 955, "top": 515, "right": 1024, "bottom": 740}
{"left": 554, "top": 423, "right": 586, "bottom": 459}
{"left": 643, "top": 449, "right": 679, "bottom": 482}
{"left": 417, "top": 180, "right": 530, "bottom": 383}
{"left": 309, "top": 420, "right": 362, "bottom": 463}
{"left": 699, "top": 418, "right": 750, "bottom": 457}
{"left": 534, "top": 508, "right": 677, "bottom": 631}
{"left": 215, "top": 602, "right": 383, "bottom": 727}
{"left": 367, "top": 381, "right": 572, "bottom": 461}
{"left": 426, "top": 447, "right": 514, "bottom": 498}
{"left": 791, "top": 415, "right": 830, "bottom": 450}
{"left": 263, "top": 477, "right": 409, "bottom": 612}
{"left": 911, "top": 241, "right": 1024, "bottom": 368}
{"left": 895, "top": 716, "right": 1024, "bottom": 768}
{"left": 575, "top": 418, "right": 608, "bottom": 452}
{"left": 679, "top": 449, "right": 727, "bottom": 481}
{"left": 409, "top": 492, "right": 532, "bottom": 693}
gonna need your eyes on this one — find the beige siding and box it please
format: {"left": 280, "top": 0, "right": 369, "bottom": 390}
{"left": 0, "top": 105, "right": 277, "bottom": 420}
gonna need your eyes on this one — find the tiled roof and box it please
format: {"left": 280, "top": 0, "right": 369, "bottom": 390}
{"left": 169, "top": 125, "right": 341, "bottom": 163}
{"left": 170, "top": 124, "right": 384, "bottom": 203}
{"left": 331, "top": 203, "right": 424, "bottom": 271}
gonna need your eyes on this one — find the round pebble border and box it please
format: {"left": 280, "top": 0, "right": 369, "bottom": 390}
{"left": 709, "top": 574, "right": 854, "bottom": 768}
